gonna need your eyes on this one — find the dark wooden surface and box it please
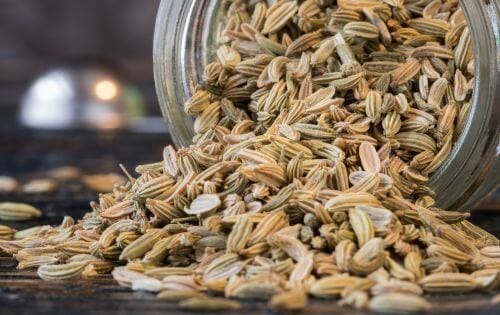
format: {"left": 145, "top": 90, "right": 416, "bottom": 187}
{"left": 0, "top": 212, "right": 499, "bottom": 315}
{"left": 0, "top": 268, "right": 497, "bottom": 315}
{"left": 0, "top": 130, "right": 499, "bottom": 315}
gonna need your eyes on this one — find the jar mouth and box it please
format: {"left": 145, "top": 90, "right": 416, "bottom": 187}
{"left": 426, "top": 0, "right": 500, "bottom": 209}
{"left": 153, "top": 0, "right": 224, "bottom": 149}
{"left": 153, "top": 0, "right": 500, "bottom": 210}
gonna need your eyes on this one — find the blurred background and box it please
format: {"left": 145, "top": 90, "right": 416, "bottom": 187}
{"left": 0, "top": 0, "right": 171, "bottom": 206}
{"left": 0, "top": 0, "right": 163, "bottom": 126}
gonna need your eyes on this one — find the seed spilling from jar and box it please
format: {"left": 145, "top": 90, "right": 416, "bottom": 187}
{"left": 0, "top": 0, "right": 497, "bottom": 313}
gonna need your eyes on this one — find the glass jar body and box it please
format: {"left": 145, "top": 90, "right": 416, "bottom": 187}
{"left": 153, "top": 0, "right": 500, "bottom": 210}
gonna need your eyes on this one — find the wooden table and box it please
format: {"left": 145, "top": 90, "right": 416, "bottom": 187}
{"left": 0, "top": 249, "right": 499, "bottom": 315}
{"left": 0, "top": 129, "right": 499, "bottom": 315}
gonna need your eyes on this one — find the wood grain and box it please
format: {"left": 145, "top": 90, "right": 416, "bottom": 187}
{"left": 0, "top": 211, "right": 499, "bottom": 315}
{"left": 0, "top": 257, "right": 498, "bottom": 315}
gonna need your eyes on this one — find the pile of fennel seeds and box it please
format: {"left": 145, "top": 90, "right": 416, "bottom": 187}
{"left": 1, "top": 0, "right": 499, "bottom": 313}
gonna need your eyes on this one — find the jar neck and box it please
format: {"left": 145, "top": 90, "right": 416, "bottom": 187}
{"left": 154, "top": 0, "right": 222, "bottom": 148}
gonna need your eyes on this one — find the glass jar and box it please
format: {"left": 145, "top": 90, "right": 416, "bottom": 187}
{"left": 153, "top": 0, "right": 499, "bottom": 210}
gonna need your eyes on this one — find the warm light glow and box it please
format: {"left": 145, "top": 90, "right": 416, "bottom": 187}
{"left": 94, "top": 80, "right": 118, "bottom": 101}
